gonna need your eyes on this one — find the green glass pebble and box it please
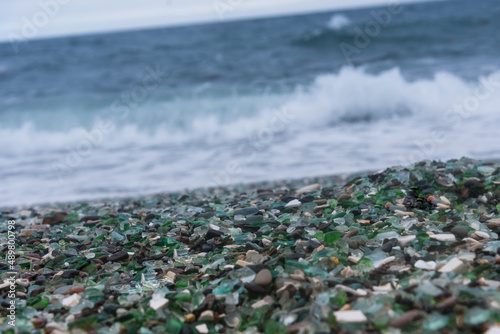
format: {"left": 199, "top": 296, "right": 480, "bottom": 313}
{"left": 175, "top": 278, "right": 189, "bottom": 289}
{"left": 424, "top": 314, "right": 449, "bottom": 331}
{"left": 84, "top": 288, "right": 106, "bottom": 302}
{"left": 331, "top": 291, "right": 347, "bottom": 306}
{"left": 324, "top": 231, "right": 342, "bottom": 244}
{"left": 165, "top": 318, "right": 182, "bottom": 334}
{"left": 68, "top": 315, "right": 98, "bottom": 329}
{"left": 214, "top": 279, "right": 238, "bottom": 295}
{"left": 140, "top": 328, "right": 155, "bottom": 334}
{"left": 111, "top": 231, "right": 125, "bottom": 241}
{"left": 465, "top": 307, "right": 490, "bottom": 325}
{"left": 264, "top": 320, "right": 281, "bottom": 334}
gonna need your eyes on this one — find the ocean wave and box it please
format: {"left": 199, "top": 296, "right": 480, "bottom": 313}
{"left": 2, "top": 66, "right": 500, "bottom": 206}
{"left": 2, "top": 66, "right": 500, "bottom": 155}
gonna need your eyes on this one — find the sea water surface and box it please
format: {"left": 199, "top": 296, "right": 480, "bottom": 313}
{"left": 1, "top": 0, "right": 500, "bottom": 207}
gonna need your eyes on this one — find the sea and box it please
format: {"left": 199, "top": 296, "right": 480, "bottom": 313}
{"left": 1, "top": 0, "right": 500, "bottom": 207}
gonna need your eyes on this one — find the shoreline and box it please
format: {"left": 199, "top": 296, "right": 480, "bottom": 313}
{"left": 1, "top": 157, "right": 500, "bottom": 333}
{"left": 4, "top": 158, "right": 500, "bottom": 211}
{"left": 2, "top": 170, "right": 372, "bottom": 211}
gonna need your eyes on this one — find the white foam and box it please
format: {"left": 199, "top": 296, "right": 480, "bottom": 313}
{"left": 2, "top": 66, "right": 500, "bottom": 206}
{"left": 327, "top": 14, "right": 351, "bottom": 30}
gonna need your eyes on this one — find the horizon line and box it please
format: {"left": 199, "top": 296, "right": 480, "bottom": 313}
{"left": 0, "top": 0, "right": 438, "bottom": 45}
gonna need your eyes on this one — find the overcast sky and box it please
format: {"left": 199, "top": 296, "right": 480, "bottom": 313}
{"left": 0, "top": 0, "right": 430, "bottom": 42}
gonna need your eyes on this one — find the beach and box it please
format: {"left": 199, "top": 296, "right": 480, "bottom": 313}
{"left": 1, "top": 158, "right": 500, "bottom": 333}
{"left": 2, "top": 0, "right": 500, "bottom": 207}
{"left": 2, "top": 0, "right": 500, "bottom": 332}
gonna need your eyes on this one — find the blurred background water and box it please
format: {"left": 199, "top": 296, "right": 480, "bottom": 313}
{"left": 1, "top": 0, "right": 500, "bottom": 206}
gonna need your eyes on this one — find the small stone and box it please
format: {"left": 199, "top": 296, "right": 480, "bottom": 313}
{"left": 206, "top": 229, "right": 224, "bottom": 239}
{"left": 307, "top": 239, "right": 321, "bottom": 251}
{"left": 32, "top": 317, "right": 47, "bottom": 329}
{"left": 289, "top": 269, "right": 307, "bottom": 280}
{"left": 450, "top": 226, "right": 468, "bottom": 239}
{"left": 348, "top": 240, "right": 358, "bottom": 249}
{"left": 390, "top": 310, "right": 423, "bottom": 328}
{"left": 79, "top": 215, "right": 101, "bottom": 222}
{"left": 436, "top": 296, "right": 457, "bottom": 310}
{"left": 254, "top": 269, "right": 272, "bottom": 286}
{"left": 107, "top": 251, "right": 129, "bottom": 262}
{"left": 471, "top": 231, "right": 490, "bottom": 240}
{"left": 116, "top": 308, "right": 128, "bottom": 317}
{"left": 143, "top": 213, "right": 156, "bottom": 221}
{"left": 336, "top": 285, "right": 368, "bottom": 296}
{"left": 15, "top": 279, "right": 30, "bottom": 287}
{"left": 414, "top": 260, "right": 436, "bottom": 270}
{"left": 486, "top": 326, "right": 500, "bottom": 334}
{"left": 381, "top": 242, "right": 393, "bottom": 253}
{"left": 487, "top": 218, "right": 500, "bottom": 229}
{"left": 233, "top": 207, "right": 259, "bottom": 217}
{"left": 42, "top": 212, "right": 67, "bottom": 225}
{"left": 344, "top": 230, "right": 359, "bottom": 238}
{"left": 398, "top": 235, "right": 416, "bottom": 247}
{"left": 245, "top": 250, "right": 263, "bottom": 264}
{"left": 150, "top": 296, "right": 168, "bottom": 311}
{"left": 31, "top": 224, "right": 50, "bottom": 230}
{"left": 348, "top": 253, "right": 362, "bottom": 264}
{"left": 373, "top": 283, "right": 393, "bottom": 292}
{"left": 165, "top": 271, "right": 177, "bottom": 284}
{"left": 373, "top": 256, "right": 395, "bottom": 268}
{"left": 184, "top": 313, "right": 196, "bottom": 323}
{"left": 295, "top": 184, "right": 320, "bottom": 196}
{"left": 394, "top": 210, "right": 415, "bottom": 216}
{"left": 430, "top": 234, "right": 456, "bottom": 242}
{"left": 251, "top": 296, "right": 274, "bottom": 309}
{"left": 287, "top": 321, "right": 314, "bottom": 334}
{"left": 198, "top": 310, "right": 214, "bottom": 322}
{"left": 438, "top": 257, "right": 465, "bottom": 273}
{"left": 225, "top": 313, "right": 242, "bottom": 328}
{"left": 276, "top": 283, "right": 297, "bottom": 298}
{"left": 235, "top": 260, "right": 251, "bottom": 267}
{"left": 45, "top": 322, "right": 66, "bottom": 332}
{"left": 285, "top": 199, "right": 301, "bottom": 208}
{"left": 62, "top": 293, "right": 81, "bottom": 308}
{"left": 247, "top": 264, "right": 269, "bottom": 273}
{"left": 201, "top": 244, "right": 212, "bottom": 252}
{"left": 63, "top": 286, "right": 85, "bottom": 295}
{"left": 440, "top": 196, "right": 451, "bottom": 205}
{"left": 341, "top": 266, "right": 354, "bottom": 278}
{"left": 195, "top": 324, "right": 209, "bottom": 334}
{"left": 244, "top": 283, "right": 267, "bottom": 294}
{"left": 339, "top": 304, "right": 351, "bottom": 311}
{"left": 20, "top": 229, "right": 36, "bottom": 236}
{"left": 103, "top": 303, "right": 120, "bottom": 315}
{"left": 337, "top": 194, "right": 352, "bottom": 202}
{"left": 333, "top": 310, "right": 367, "bottom": 323}
{"left": 61, "top": 270, "right": 80, "bottom": 279}
{"left": 262, "top": 238, "right": 272, "bottom": 247}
